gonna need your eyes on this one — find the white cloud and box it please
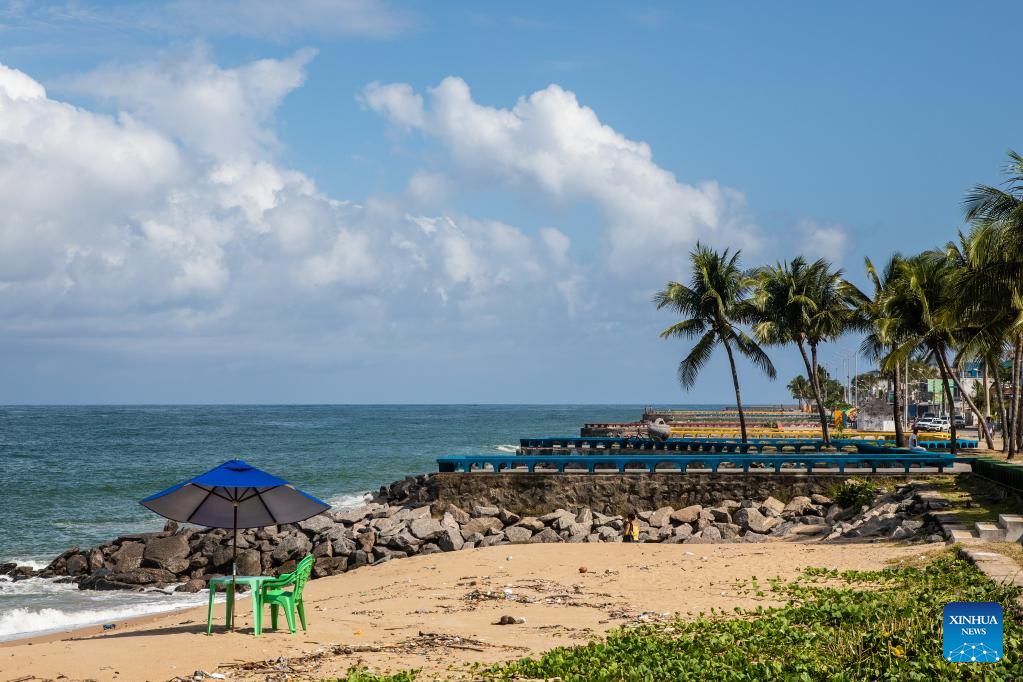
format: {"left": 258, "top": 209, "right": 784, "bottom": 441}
{"left": 362, "top": 77, "right": 761, "bottom": 272}
{"left": 64, "top": 46, "right": 316, "bottom": 159}
{"left": 0, "top": 55, "right": 582, "bottom": 354}
{"left": 794, "top": 218, "right": 849, "bottom": 262}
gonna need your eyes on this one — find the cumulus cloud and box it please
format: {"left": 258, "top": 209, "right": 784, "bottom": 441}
{"left": 0, "top": 55, "right": 580, "bottom": 355}
{"left": 64, "top": 46, "right": 316, "bottom": 159}
{"left": 362, "top": 77, "right": 760, "bottom": 272}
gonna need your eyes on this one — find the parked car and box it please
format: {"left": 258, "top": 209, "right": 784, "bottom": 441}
{"left": 953, "top": 416, "right": 966, "bottom": 429}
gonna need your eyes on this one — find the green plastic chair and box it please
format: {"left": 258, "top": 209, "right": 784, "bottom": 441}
{"left": 254, "top": 554, "right": 315, "bottom": 635}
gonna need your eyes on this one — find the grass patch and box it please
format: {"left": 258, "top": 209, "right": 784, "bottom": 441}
{"left": 485, "top": 553, "right": 1022, "bottom": 681}
{"left": 926, "top": 473, "right": 1023, "bottom": 527}
{"left": 333, "top": 552, "right": 1023, "bottom": 681}
{"left": 327, "top": 668, "right": 419, "bottom": 682}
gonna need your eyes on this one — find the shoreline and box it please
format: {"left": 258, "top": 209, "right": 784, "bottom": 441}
{"left": 0, "top": 542, "right": 937, "bottom": 681}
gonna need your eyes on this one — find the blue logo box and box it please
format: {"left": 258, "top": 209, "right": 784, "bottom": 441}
{"left": 943, "top": 602, "right": 1003, "bottom": 662}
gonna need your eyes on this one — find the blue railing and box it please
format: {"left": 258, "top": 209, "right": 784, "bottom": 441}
{"left": 437, "top": 452, "right": 959, "bottom": 475}
{"left": 517, "top": 436, "right": 977, "bottom": 453}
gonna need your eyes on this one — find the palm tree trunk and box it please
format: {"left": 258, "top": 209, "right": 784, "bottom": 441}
{"left": 1014, "top": 340, "right": 1023, "bottom": 454}
{"left": 810, "top": 342, "right": 832, "bottom": 444}
{"left": 1010, "top": 341, "right": 1021, "bottom": 459}
{"left": 721, "top": 339, "right": 748, "bottom": 445}
{"left": 983, "top": 360, "right": 991, "bottom": 419}
{"left": 892, "top": 361, "right": 905, "bottom": 448}
{"left": 932, "top": 344, "right": 958, "bottom": 456}
{"left": 798, "top": 340, "right": 831, "bottom": 445}
{"left": 936, "top": 350, "right": 992, "bottom": 449}
{"left": 992, "top": 360, "right": 1009, "bottom": 453}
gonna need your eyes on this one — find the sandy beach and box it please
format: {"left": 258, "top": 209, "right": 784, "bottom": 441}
{"left": 2, "top": 541, "right": 937, "bottom": 682}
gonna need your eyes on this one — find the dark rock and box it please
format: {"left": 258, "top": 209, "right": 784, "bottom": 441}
{"left": 312, "top": 556, "right": 348, "bottom": 578}
{"left": 87, "top": 548, "right": 105, "bottom": 572}
{"left": 356, "top": 530, "right": 377, "bottom": 554}
{"left": 528, "top": 528, "right": 563, "bottom": 543}
{"left": 0, "top": 562, "right": 16, "bottom": 575}
{"left": 111, "top": 542, "right": 146, "bottom": 572}
{"left": 671, "top": 505, "right": 703, "bottom": 525}
{"left": 163, "top": 520, "right": 179, "bottom": 535}
{"left": 349, "top": 550, "right": 370, "bottom": 569}
{"left": 409, "top": 518, "right": 444, "bottom": 541}
{"left": 235, "top": 550, "right": 261, "bottom": 576}
{"left": 143, "top": 535, "right": 190, "bottom": 573}
{"left": 733, "top": 507, "right": 779, "bottom": 534}
{"left": 106, "top": 567, "right": 177, "bottom": 585}
{"left": 313, "top": 541, "right": 333, "bottom": 558}
{"left": 471, "top": 505, "right": 500, "bottom": 518}
{"left": 66, "top": 554, "right": 89, "bottom": 575}
{"left": 461, "top": 517, "right": 503, "bottom": 539}
{"left": 500, "top": 509, "right": 521, "bottom": 526}
{"left": 515, "top": 517, "right": 545, "bottom": 533}
{"left": 419, "top": 543, "right": 442, "bottom": 555}
{"left": 174, "top": 578, "right": 206, "bottom": 593}
{"left": 504, "top": 526, "right": 533, "bottom": 543}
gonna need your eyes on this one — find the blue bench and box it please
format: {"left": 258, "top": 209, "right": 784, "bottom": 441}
{"left": 438, "top": 453, "right": 959, "bottom": 475}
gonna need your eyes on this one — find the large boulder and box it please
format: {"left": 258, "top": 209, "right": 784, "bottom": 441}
{"left": 733, "top": 507, "right": 779, "bottom": 534}
{"left": 539, "top": 509, "right": 573, "bottom": 524}
{"left": 504, "top": 526, "right": 533, "bottom": 543}
{"left": 271, "top": 532, "right": 313, "bottom": 563}
{"left": 671, "top": 505, "right": 703, "bottom": 525}
{"left": 298, "top": 514, "right": 335, "bottom": 535}
{"left": 108, "top": 567, "right": 178, "bottom": 585}
{"left": 760, "top": 497, "right": 786, "bottom": 516}
{"left": 528, "top": 528, "right": 564, "bottom": 543}
{"left": 235, "top": 550, "right": 261, "bottom": 576}
{"left": 111, "top": 541, "right": 145, "bottom": 572}
{"left": 409, "top": 518, "right": 444, "bottom": 541}
{"left": 461, "top": 517, "right": 503, "bottom": 539}
{"left": 515, "top": 517, "right": 545, "bottom": 533}
{"left": 648, "top": 506, "right": 675, "bottom": 528}
{"left": 471, "top": 505, "right": 500, "bottom": 518}
{"left": 143, "top": 535, "right": 190, "bottom": 573}
{"left": 782, "top": 496, "right": 813, "bottom": 516}
{"left": 437, "top": 524, "right": 465, "bottom": 552}
{"left": 65, "top": 554, "right": 89, "bottom": 575}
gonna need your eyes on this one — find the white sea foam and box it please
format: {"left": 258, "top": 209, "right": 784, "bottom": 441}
{"left": 0, "top": 576, "right": 214, "bottom": 640}
{"left": 327, "top": 491, "right": 372, "bottom": 510}
{"left": 494, "top": 444, "right": 518, "bottom": 453}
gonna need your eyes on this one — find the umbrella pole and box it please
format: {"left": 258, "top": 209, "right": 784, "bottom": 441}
{"left": 231, "top": 503, "right": 238, "bottom": 631}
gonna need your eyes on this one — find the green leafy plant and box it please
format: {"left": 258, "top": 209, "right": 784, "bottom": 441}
{"left": 831, "top": 478, "right": 878, "bottom": 510}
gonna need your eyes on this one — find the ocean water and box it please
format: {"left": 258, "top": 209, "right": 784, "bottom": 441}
{"left": 0, "top": 404, "right": 648, "bottom": 639}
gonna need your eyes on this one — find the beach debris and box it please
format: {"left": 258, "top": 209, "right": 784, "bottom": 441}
{"left": 102, "top": 623, "right": 116, "bottom": 630}
{"left": 497, "top": 615, "right": 526, "bottom": 625}
{"left": 578, "top": 566, "right": 588, "bottom": 573}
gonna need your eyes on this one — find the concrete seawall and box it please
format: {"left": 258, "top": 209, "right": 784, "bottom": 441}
{"left": 384, "top": 472, "right": 930, "bottom": 517}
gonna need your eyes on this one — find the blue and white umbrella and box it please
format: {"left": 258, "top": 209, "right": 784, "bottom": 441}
{"left": 141, "top": 459, "right": 330, "bottom": 626}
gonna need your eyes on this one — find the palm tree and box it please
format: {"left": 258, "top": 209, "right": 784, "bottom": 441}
{"left": 963, "top": 151, "right": 1023, "bottom": 456}
{"left": 749, "top": 257, "right": 854, "bottom": 445}
{"left": 845, "top": 255, "right": 908, "bottom": 447}
{"left": 655, "top": 244, "right": 777, "bottom": 444}
{"left": 787, "top": 375, "right": 812, "bottom": 410}
{"left": 881, "top": 254, "right": 966, "bottom": 454}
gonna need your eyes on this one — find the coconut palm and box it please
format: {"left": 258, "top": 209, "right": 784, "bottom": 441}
{"left": 963, "top": 150, "right": 1023, "bottom": 455}
{"left": 787, "top": 375, "right": 812, "bottom": 410}
{"left": 844, "top": 255, "right": 908, "bottom": 446}
{"left": 655, "top": 244, "right": 777, "bottom": 444}
{"left": 749, "top": 257, "right": 854, "bottom": 445}
{"left": 881, "top": 253, "right": 966, "bottom": 454}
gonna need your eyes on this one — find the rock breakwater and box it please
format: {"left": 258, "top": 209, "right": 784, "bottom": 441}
{"left": 5, "top": 480, "right": 949, "bottom": 592}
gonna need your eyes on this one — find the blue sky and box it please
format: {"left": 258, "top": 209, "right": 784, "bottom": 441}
{"left": 0, "top": 1, "right": 1020, "bottom": 404}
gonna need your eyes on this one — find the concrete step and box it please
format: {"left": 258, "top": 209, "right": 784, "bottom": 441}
{"left": 975, "top": 521, "right": 1006, "bottom": 542}
{"left": 948, "top": 528, "right": 982, "bottom": 545}
{"left": 998, "top": 514, "right": 1023, "bottom": 542}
